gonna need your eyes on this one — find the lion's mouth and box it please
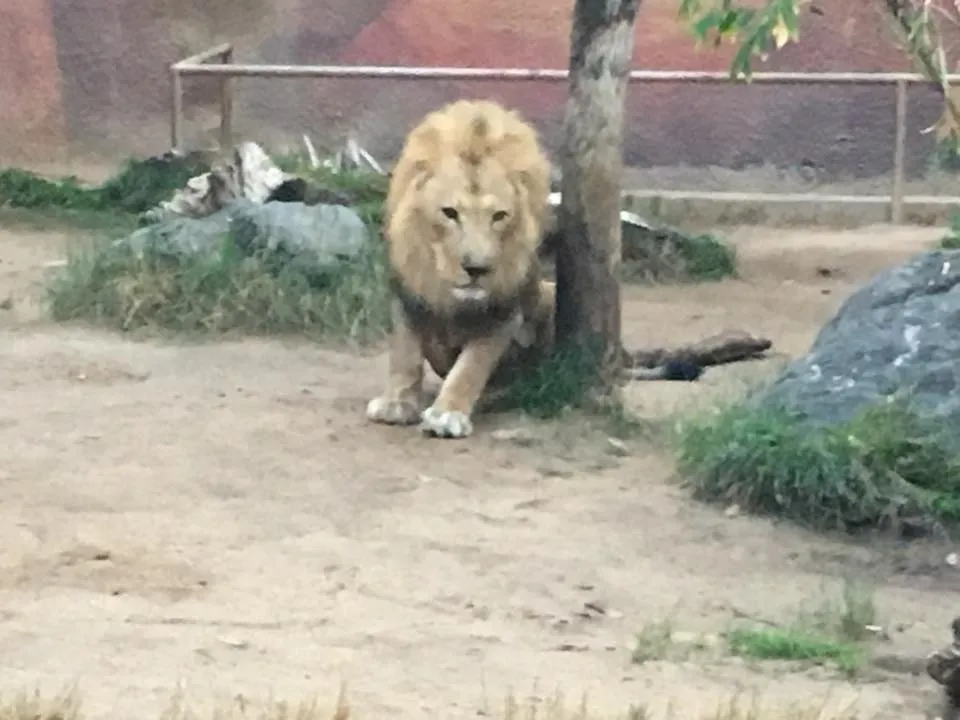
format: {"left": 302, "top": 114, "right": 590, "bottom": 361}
{"left": 452, "top": 285, "right": 489, "bottom": 302}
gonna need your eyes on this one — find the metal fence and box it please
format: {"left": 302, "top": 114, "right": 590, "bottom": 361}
{"left": 170, "top": 43, "right": 960, "bottom": 224}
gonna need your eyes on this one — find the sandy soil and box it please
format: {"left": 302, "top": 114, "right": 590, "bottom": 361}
{"left": 0, "top": 221, "right": 958, "bottom": 719}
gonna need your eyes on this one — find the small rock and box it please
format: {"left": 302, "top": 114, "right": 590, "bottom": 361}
{"left": 583, "top": 601, "right": 607, "bottom": 615}
{"left": 553, "top": 643, "right": 589, "bottom": 652}
{"left": 724, "top": 504, "right": 741, "bottom": 518}
{"left": 217, "top": 635, "right": 250, "bottom": 649}
{"left": 670, "top": 631, "right": 722, "bottom": 648}
{"left": 491, "top": 428, "right": 538, "bottom": 446}
{"left": 606, "top": 438, "right": 630, "bottom": 456}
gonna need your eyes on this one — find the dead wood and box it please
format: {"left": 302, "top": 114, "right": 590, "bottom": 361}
{"left": 627, "top": 329, "right": 773, "bottom": 369}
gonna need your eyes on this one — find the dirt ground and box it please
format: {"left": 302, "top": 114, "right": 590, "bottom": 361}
{"left": 0, "top": 221, "right": 958, "bottom": 719}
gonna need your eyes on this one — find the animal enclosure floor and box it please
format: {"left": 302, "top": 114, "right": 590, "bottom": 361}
{"left": 0, "top": 224, "right": 956, "bottom": 719}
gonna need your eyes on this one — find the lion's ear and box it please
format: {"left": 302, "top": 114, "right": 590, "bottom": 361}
{"left": 509, "top": 170, "right": 550, "bottom": 229}
{"left": 389, "top": 160, "right": 431, "bottom": 203}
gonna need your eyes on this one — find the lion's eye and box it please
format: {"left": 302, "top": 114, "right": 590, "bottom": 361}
{"left": 491, "top": 210, "right": 509, "bottom": 223}
{"left": 441, "top": 206, "right": 459, "bottom": 221}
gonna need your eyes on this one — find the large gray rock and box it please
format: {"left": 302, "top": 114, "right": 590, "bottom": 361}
{"left": 757, "top": 249, "right": 960, "bottom": 448}
{"left": 121, "top": 199, "right": 371, "bottom": 270}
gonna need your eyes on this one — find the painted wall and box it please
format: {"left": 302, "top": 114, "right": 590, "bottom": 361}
{"left": 0, "top": 0, "right": 946, "bottom": 180}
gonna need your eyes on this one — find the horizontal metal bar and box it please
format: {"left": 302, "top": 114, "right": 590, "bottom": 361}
{"left": 172, "top": 62, "right": 957, "bottom": 85}
{"left": 172, "top": 43, "right": 234, "bottom": 69}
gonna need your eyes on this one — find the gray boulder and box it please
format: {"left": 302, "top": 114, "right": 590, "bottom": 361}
{"left": 757, "top": 249, "right": 960, "bottom": 449}
{"left": 121, "top": 199, "right": 371, "bottom": 270}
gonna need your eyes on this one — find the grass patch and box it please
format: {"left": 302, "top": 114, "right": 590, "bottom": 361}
{"left": 46, "top": 227, "right": 392, "bottom": 343}
{"left": 621, "top": 221, "right": 737, "bottom": 284}
{"left": 0, "top": 206, "right": 139, "bottom": 236}
{"left": 676, "top": 394, "right": 960, "bottom": 534}
{"left": 630, "top": 619, "right": 676, "bottom": 664}
{"left": 726, "top": 627, "right": 865, "bottom": 674}
{"left": 484, "top": 341, "right": 649, "bottom": 438}
{"left": 491, "top": 342, "right": 602, "bottom": 420}
{"left": 0, "top": 154, "right": 211, "bottom": 216}
{"left": 939, "top": 210, "right": 960, "bottom": 249}
{"left": 34, "top": 152, "right": 394, "bottom": 344}
{"left": 801, "top": 579, "right": 878, "bottom": 644}
{"left": 724, "top": 579, "right": 876, "bottom": 675}
{"left": 0, "top": 685, "right": 865, "bottom": 720}
{"left": 630, "top": 619, "right": 722, "bottom": 665}
{"left": 273, "top": 155, "right": 388, "bottom": 228}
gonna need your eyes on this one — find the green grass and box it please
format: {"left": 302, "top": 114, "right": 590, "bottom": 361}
{"left": 0, "top": 206, "right": 139, "bottom": 236}
{"left": 938, "top": 207, "right": 960, "bottom": 250}
{"left": 482, "top": 340, "right": 649, "bottom": 437}
{"left": 629, "top": 579, "right": 877, "bottom": 677}
{"left": 46, "top": 227, "right": 392, "bottom": 344}
{"left": 803, "top": 579, "right": 878, "bottom": 644}
{"left": 0, "top": 154, "right": 211, "bottom": 216}
{"left": 489, "top": 342, "right": 604, "bottom": 420}
{"left": 675, "top": 395, "right": 960, "bottom": 534}
{"left": 939, "top": 210, "right": 960, "bottom": 249}
{"left": 620, "top": 223, "right": 737, "bottom": 284}
{"left": 723, "top": 578, "right": 877, "bottom": 676}
{"left": 273, "top": 154, "right": 388, "bottom": 228}
{"left": 726, "top": 627, "right": 865, "bottom": 674}
{"left": 630, "top": 619, "right": 676, "bottom": 664}
{"left": 27, "top": 152, "right": 395, "bottom": 345}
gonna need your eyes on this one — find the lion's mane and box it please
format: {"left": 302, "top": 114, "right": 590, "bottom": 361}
{"left": 382, "top": 99, "right": 552, "bottom": 333}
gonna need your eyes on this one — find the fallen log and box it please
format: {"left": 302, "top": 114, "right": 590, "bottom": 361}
{"left": 626, "top": 329, "right": 773, "bottom": 371}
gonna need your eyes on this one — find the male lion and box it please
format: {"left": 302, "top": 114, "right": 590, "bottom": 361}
{"left": 365, "top": 99, "right": 554, "bottom": 439}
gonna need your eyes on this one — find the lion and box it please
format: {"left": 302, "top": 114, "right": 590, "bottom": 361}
{"left": 365, "top": 99, "right": 555, "bottom": 439}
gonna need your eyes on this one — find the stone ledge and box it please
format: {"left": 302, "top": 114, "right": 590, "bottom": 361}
{"left": 622, "top": 190, "right": 960, "bottom": 228}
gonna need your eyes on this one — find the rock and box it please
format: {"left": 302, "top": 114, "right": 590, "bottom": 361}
{"left": 606, "top": 437, "right": 630, "bottom": 456}
{"left": 120, "top": 199, "right": 371, "bottom": 272}
{"left": 144, "top": 141, "right": 290, "bottom": 222}
{"left": 756, "top": 249, "right": 960, "bottom": 448}
{"left": 490, "top": 427, "right": 539, "bottom": 446}
{"left": 230, "top": 200, "right": 370, "bottom": 268}
{"left": 123, "top": 205, "right": 235, "bottom": 257}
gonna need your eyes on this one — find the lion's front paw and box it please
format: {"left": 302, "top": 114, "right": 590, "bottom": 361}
{"left": 420, "top": 405, "right": 473, "bottom": 439}
{"left": 366, "top": 396, "right": 421, "bottom": 426}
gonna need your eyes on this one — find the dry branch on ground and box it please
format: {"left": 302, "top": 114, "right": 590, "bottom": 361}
{"left": 627, "top": 329, "right": 773, "bottom": 370}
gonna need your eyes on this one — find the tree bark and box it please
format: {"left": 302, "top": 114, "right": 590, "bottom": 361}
{"left": 555, "top": 0, "right": 641, "bottom": 381}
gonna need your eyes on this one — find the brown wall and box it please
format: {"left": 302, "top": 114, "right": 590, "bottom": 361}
{"left": 0, "top": 0, "right": 947, "bottom": 181}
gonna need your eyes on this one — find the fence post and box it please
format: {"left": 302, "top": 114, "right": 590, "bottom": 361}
{"left": 170, "top": 68, "right": 183, "bottom": 154}
{"left": 219, "top": 46, "right": 234, "bottom": 153}
{"left": 891, "top": 78, "right": 908, "bottom": 224}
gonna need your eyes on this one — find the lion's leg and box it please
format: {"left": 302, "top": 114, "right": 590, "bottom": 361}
{"left": 366, "top": 302, "right": 425, "bottom": 426}
{"left": 420, "top": 324, "right": 514, "bottom": 439}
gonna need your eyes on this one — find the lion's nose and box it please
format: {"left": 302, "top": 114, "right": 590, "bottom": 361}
{"left": 461, "top": 259, "right": 492, "bottom": 280}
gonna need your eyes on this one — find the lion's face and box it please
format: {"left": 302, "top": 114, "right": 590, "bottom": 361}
{"left": 384, "top": 100, "right": 551, "bottom": 319}
{"left": 423, "top": 158, "right": 533, "bottom": 303}
{"left": 415, "top": 154, "right": 539, "bottom": 308}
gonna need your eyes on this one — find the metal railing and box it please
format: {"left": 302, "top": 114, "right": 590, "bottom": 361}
{"left": 170, "top": 43, "right": 960, "bottom": 224}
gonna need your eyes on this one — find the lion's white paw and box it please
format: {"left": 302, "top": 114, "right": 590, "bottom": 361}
{"left": 366, "top": 396, "right": 421, "bottom": 426}
{"left": 420, "top": 405, "right": 473, "bottom": 438}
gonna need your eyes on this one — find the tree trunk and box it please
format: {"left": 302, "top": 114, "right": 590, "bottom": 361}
{"left": 555, "top": 0, "right": 641, "bottom": 381}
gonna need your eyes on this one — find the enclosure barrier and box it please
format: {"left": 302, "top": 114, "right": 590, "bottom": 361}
{"left": 171, "top": 44, "right": 960, "bottom": 224}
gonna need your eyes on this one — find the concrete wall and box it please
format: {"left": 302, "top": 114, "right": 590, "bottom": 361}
{"left": 0, "top": 0, "right": 949, "bottom": 182}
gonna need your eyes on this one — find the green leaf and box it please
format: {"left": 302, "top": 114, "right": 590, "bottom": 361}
{"left": 691, "top": 9, "right": 727, "bottom": 39}
{"left": 677, "top": 0, "right": 703, "bottom": 20}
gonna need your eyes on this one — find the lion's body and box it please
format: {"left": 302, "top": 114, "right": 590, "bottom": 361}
{"left": 366, "top": 99, "right": 554, "bottom": 438}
